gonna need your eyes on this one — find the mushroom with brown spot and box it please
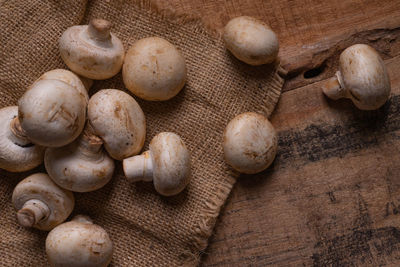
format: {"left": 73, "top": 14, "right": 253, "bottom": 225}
{"left": 223, "top": 112, "right": 277, "bottom": 174}
{"left": 12, "top": 173, "right": 75, "bottom": 231}
{"left": 123, "top": 132, "right": 191, "bottom": 196}
{"left": 322, "top": 44, "right": 391, "bottom": 110}
{"left": 18, "top": 69, "right": 88, "bottom": 147}
{"left": 46, "top": 215, "right": 113, "bottom": 267}
{"left": 88, "top": 89, "right": 146, "bottom": 160}
{"left": 223, "top": 16, "right": 279, "bottom": 65}
{"left": 44, "top": 123, "right": 115, "bottom": 192}
{"left": 123, "top": 37, "right": 187, "bottom": 101}
{"left": 59, "top": 19, "right": 125, "bottom": 80}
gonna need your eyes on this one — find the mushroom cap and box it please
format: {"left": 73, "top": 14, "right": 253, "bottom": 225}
{"left": 45, "top": 137, "right": 115, "bottom": 192}
{"left": 46, "top": 216, "right": 113, "bottom": 267}
{"left": 37, "top": 69, "right": 89, "bottom": 102}
{"left": 12, "top": 173, "right": 75, "bottom": 231}
{"left": 0, "top": 106, "right": 45, "bottom": 172}
{"left": 122, "top": 37, "right": 187, "bottom": 101}
{"left": 59, "top": 19, "right": 125, "bottom": 80}
{"left": 338, "top": 44, "right": 391, "bottom": 110}
{"left": 223, "top": 112, "right": 277, "bottom": 174}
{"left": 150, "top": 132, "right": 191, "bottom": 196}
{"left": 18, "top": 79, "right": 87, "bottom": 147}
{"left": 223, "top": 16, "right": 279, "bottom": 65}
{"left": 88, "top": 89, "right": 146, "bottom": 160}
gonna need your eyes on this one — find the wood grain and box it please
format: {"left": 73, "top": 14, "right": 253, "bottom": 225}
{"left": 150, "top": 1, "right": 400, "bottom": 266}
{"left": 153, "top": 0, "right": 400, "bottom": 91}
{"left": 201, "top": 55, "right": 400, "bottom": 266}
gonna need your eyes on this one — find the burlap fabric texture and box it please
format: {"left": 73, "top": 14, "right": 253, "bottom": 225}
{"left": 0, "top": 0, "right": 285, "bottom": 266}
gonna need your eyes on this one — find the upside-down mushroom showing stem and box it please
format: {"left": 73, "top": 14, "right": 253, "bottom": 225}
{"left": 12, "top": 173, "right": 74, "bottom": 231}
{"left": 45, "top": 124, "right": 115, "bottom": 192}
{"left": 59, "top": 19, "right": 125, "bottom": 80}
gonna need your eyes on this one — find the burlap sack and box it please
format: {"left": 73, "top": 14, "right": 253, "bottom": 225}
{"left": 0, "top": 1, "right": 285, "bottom": 266}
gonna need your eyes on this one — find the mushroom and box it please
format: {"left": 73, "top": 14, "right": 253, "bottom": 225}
{"left": 0, "top": 106, "right": 45, "bottom": 172}
{"left": 59, "top": 19, "right": 125, "bottom": 80}
{"left": 122, "top": 37, "right": 187, "bottom": 101}
{"left": 123, "top": 132, "right": 191, "bottom": 196}
{"left": 223, "top": 16, "right": 279, "bottom": 65}
{"left": 46, "top": 215, "right": 113, "bottom": 267}
{"left": 45, "top": 124, "right": 115, "bottom": 192}
{"left": 88, "top": 89, "right": 146, "bottom": 160}
{"left": 322, "top": 44, "right": 391, "bottom": 110}
{"left": 223, "top": 112, "right": 277, "bottom": 174}
{"left": 12, "top": 173, "right": 75, "bottom": 231}
{"left": 18, "top": 70, "right": 88, "bottom": 147}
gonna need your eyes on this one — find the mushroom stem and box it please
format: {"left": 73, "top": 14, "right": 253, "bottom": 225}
{"left": 9, "top": 117, "right": 31, "bottom": 146}
{"left": 77, "top": 125, "right": 104, "bottom": 158}
{"left": 17, "top": 199, "right": 50, "bottom": 228}
{"left": 123, "top": 151, "right": 153, "bottom": 182}
{"left": 87, "top": 19, "right": 111, "bottom": 41}
{"left": 322, "top": 71, "right": 347, "bottom": 100}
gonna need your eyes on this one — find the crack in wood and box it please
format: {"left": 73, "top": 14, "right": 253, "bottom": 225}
{"left": 283, "top": 26, "right": 400, "bottom": 92}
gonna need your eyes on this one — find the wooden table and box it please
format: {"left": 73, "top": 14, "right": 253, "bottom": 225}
{"left": 155, "top": 1, "right": 400, "bottom": 265}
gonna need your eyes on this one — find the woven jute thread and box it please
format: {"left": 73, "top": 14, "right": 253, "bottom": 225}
{"left": 0, "top": 0, "right": 286, "bottom": 266}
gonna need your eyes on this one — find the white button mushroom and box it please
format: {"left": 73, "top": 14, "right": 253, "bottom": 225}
{"left": 46, "top": 215, "right": 113, "bottom": 267}
{"left": 59, "top": 19, "right": 125, "bottom": 80}
{"left": 0, "top": 106, "right": 45, "bottom": 172}
{"left": 88, "top": 89, "right": 146, "bottom": 160}
{"left": 18, "top": 70, "right": 88, "bottom": 147}
{"left": 223, "top": 16, "right": 279, "bottom": 65}
{"left": 12, "top": 173, "right": 75, "bottom": 231}
{"left": 123, "top": 132, "right": 191, "bottom": 196}
{"left": 322, "top": 44, "right": 391, "bottom": 110}
{"left": 44, "top": 124, "right": 115, "bottom": 192}
{"left": 122, "top": 37, "right": 187, "bottom": 101}
{"left": 223, "top": 112, "right": 278, "bottom": 174}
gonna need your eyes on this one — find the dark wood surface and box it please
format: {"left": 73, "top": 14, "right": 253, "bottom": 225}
{"left": 153, "top": 1, "right": 400, "bottom": 265}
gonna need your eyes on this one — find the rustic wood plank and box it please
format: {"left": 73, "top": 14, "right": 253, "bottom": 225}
{"left": 200, "top": 54, "right": 400, "bottom": 266}
{"left": 149, "top": 1, "right": 400, "bottom": 265}
{"left": 153, "top": 0, "right": 400, "bottom": 91}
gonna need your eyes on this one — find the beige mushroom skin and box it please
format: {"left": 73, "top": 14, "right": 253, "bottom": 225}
{"left": 12, "top": 173, "right": 75, "bottom": 231}
{"left": 18, "top": 74, "right": 87, "bottom": 147}
{"left": 122, "top": 37, "right": 187, "bottom": 101}
{"left": 59, "top": 19, "right": 125, "bottom": 80}
{"left": 45, "top": 125, "right": 115, "bottom": 192}
{"left": 46, "top": 215, "right": 113, "bottom": 267}
{"left": 123, "top": 132, "right": 191, "bottom": 196}
{"left": 0, "top": 106, "right": 45, "bottom": 172}
{"left": 88, "top": 89, "right": 146, "bottom": 160}
{"left": 223, "top": 112, "right": 277, "bottom": 174}
{"left": 223, "top": 16, "right": 279, "bottom": 65}
{"left": 322, "top": 44, "right": 391, "bottom": 110}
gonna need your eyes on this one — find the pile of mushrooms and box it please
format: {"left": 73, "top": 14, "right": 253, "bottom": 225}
{"left": 0, "top": 14, "right": 392, "bottom": 266}
{"left": 0, "top": 18, "right": 194, "bottom": 266}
